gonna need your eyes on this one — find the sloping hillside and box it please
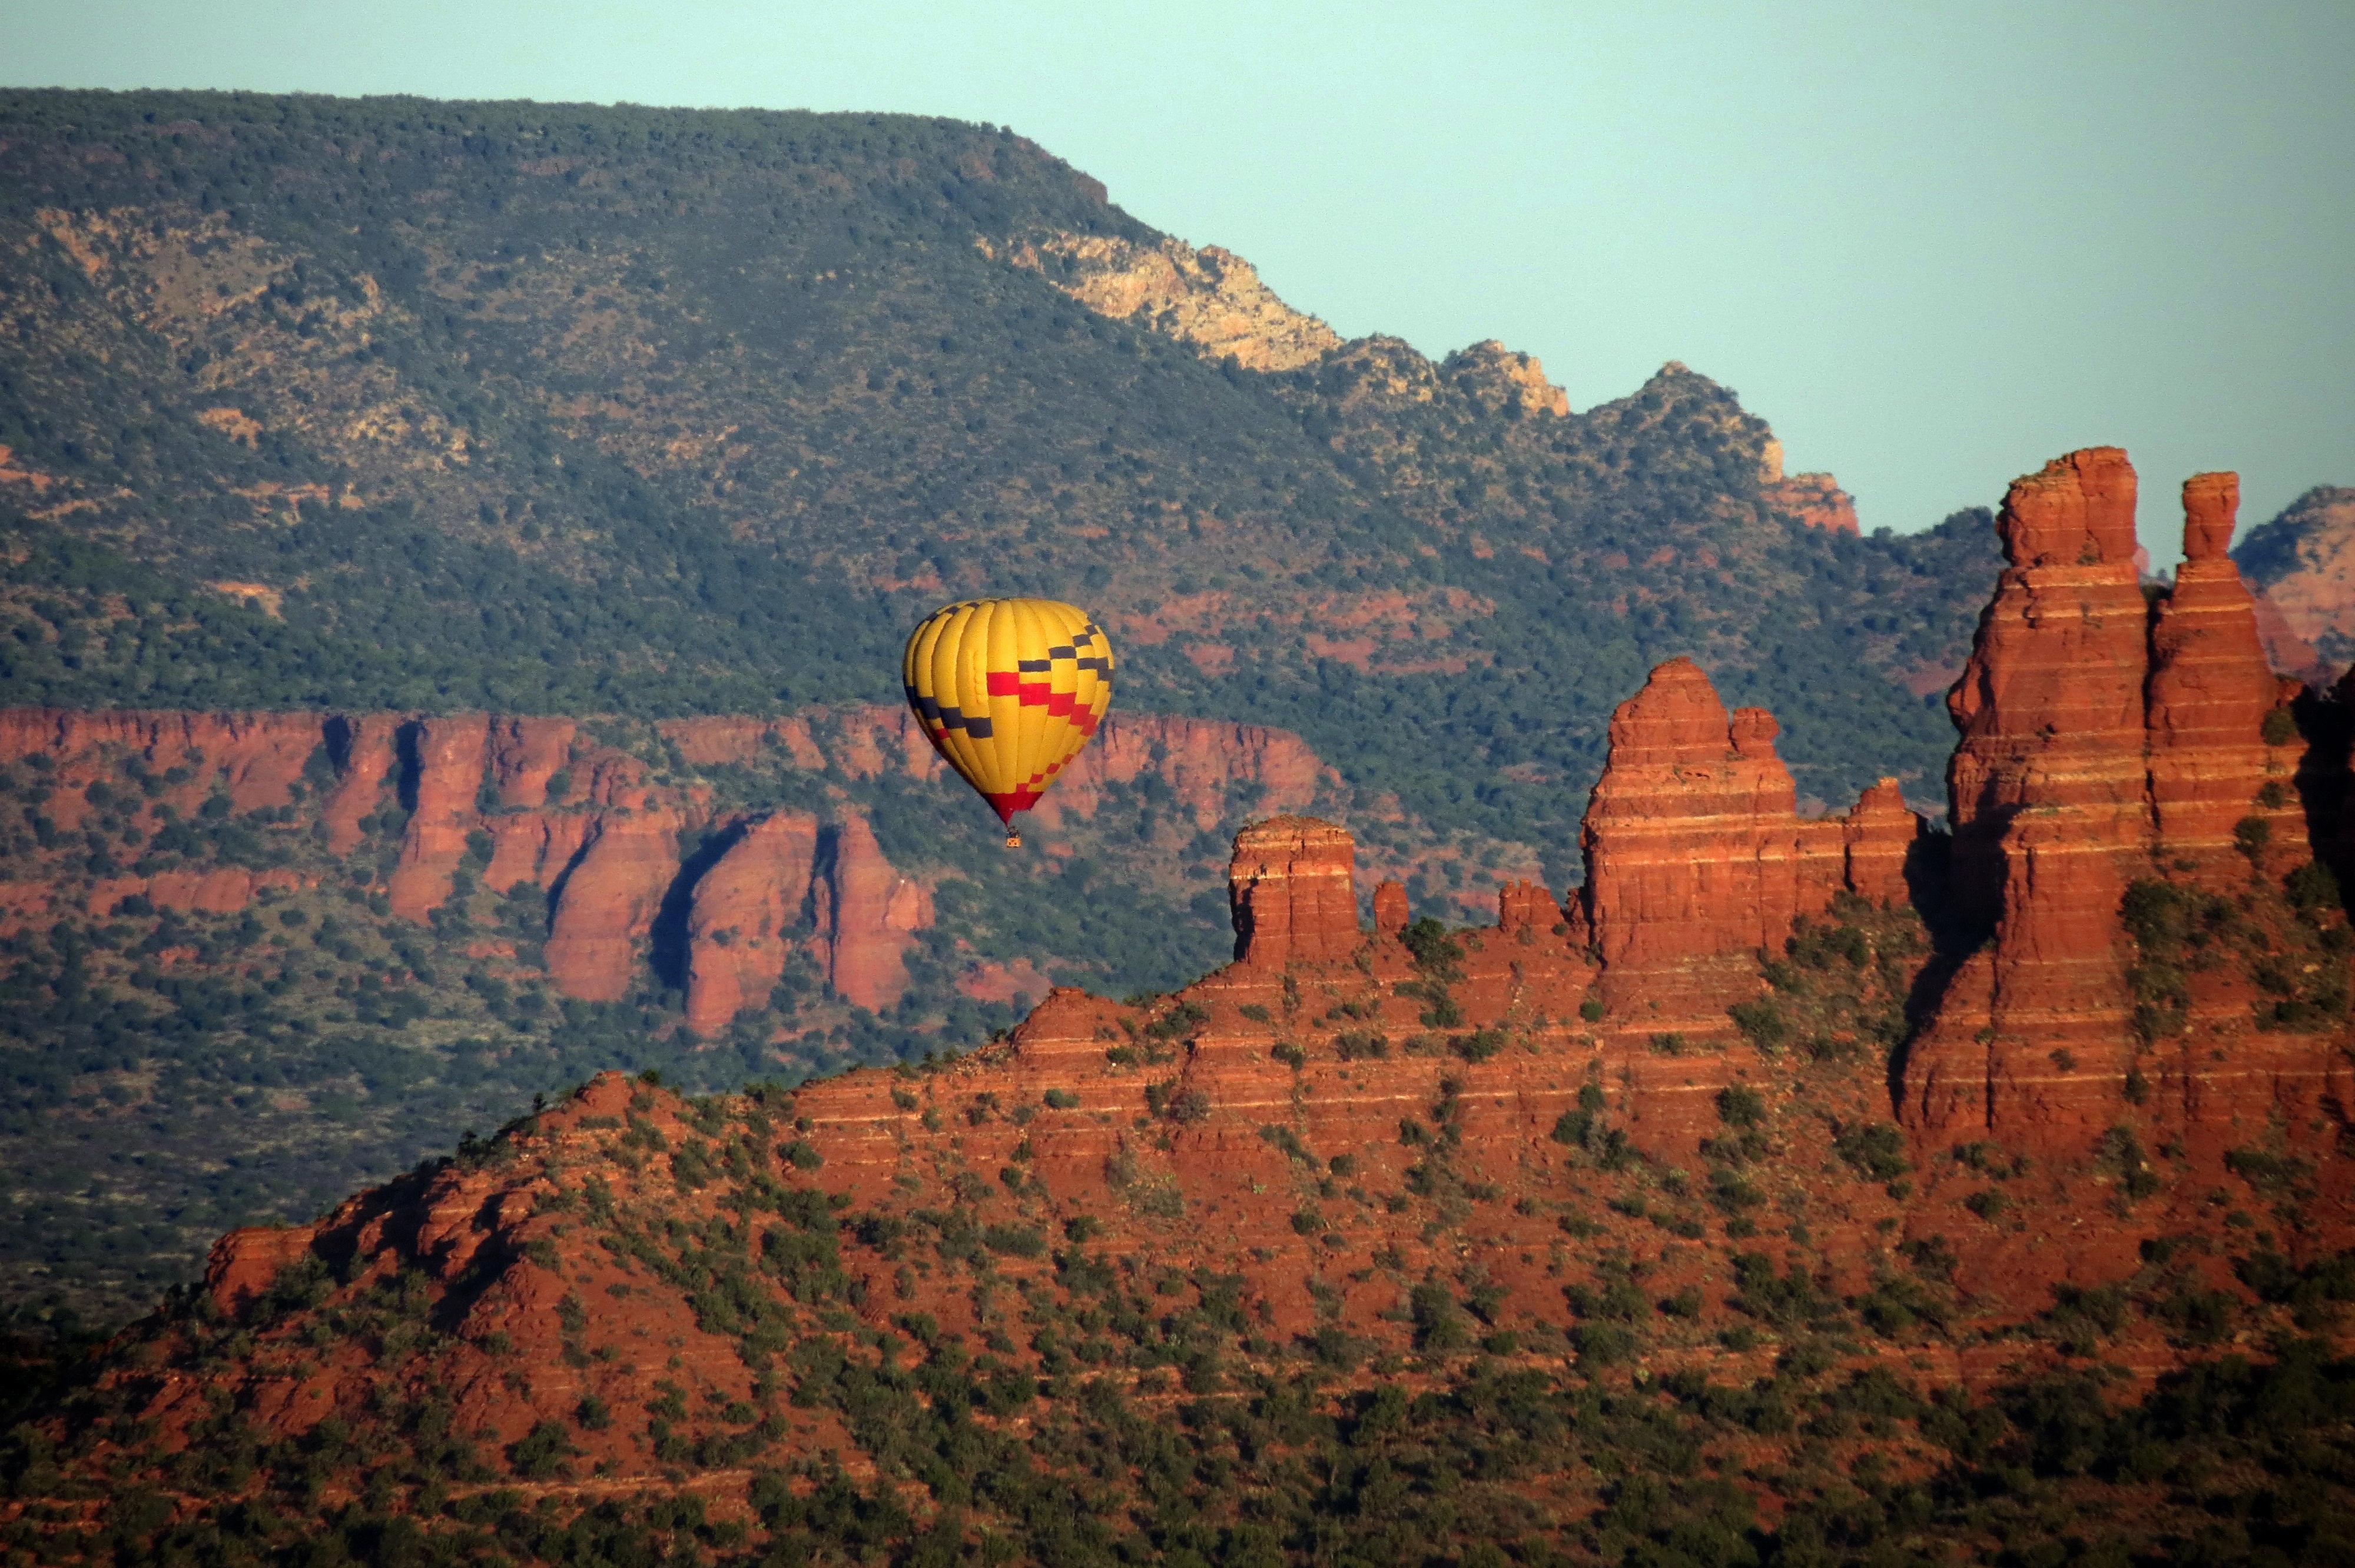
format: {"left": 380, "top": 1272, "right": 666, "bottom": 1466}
{"left": 0, "top": 88, "right": 2001, "bottom": 868}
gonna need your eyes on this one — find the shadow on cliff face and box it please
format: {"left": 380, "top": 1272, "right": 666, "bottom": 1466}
{"left": 1890, "top": 823, "right": 1969, "bottom": 1114}
{"left": 2290, "top": 684, "right": 2354, "bottom": 920}
{"left": 648, "top": 820, "right": 751, "bottom": 992}
{"left": 320, "top": 713, "right": 356, "bottom": 778}
{"left": 392, "top": 718, "right": 426, "bottom": 816}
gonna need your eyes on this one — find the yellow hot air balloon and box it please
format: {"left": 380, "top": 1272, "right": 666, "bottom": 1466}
{"left": 903, "top": 597, "right": 1115, "bottom": 846}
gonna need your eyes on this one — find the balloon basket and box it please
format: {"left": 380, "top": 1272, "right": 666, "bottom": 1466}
{"left": 1004, "top": 828, "right": 1023, "bottom": 849}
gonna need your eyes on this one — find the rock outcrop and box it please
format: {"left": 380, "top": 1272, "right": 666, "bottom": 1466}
{"left": 2146, "top": 473, "right": 2289, "bottom": 876}
{"left": 1497, "top": 878, "right": 1564, "bottom": 932}
{"left": 1576, "top": 659, "right": 1919, "bottom": 1031}
{"left": 204, "top": 1223, "right": 319, "bottom": 1321}
{"left": 1904, "top": 452, "right": 2340, "bottom": 1154}
{"left": 1228, "top": 815, "right": 1363, "bottom": 967}
{"left": 811, "top": 814, "right": 933, "bottom": 1013}
{"left": 1842, "top": 778, "right": 1922, "bottom": 905}
{"left": 997, "top": 232, "right": 1342, "bottom": 371}
{"left": 683, "top": 813, "right": 820, "bottom": 1034}
{"left": 0, "top": 709, "right": 321, "bottom": 823}
{"left": 322, "top": 715, "right": 399, "bottom": 853}
{"left": 1441, "top": 340, "right": 1570, "bottom": 418}
{"left": 542, "top": 808, "right": 686, "bottom": 1002}
{"left": 485, "top": 716, "right": 576, "bottom": 808}
{"left": 385, "top": 715, "right": 492, "bottom": 920}
{"left": 1762, "top": 471, "right": 1862, "bottom": 535}
{"left": 1905, "top": 449, "right": 2155, "bottom": 1139}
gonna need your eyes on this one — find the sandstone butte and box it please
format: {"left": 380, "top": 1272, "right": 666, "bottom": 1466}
{"left": 6, "top": 448, "right": 2348, "bottom": 1540}
{"left": 0, "top": 706, "right": 1335, "bottom": 1025}
{"left": 1903, "top": 452, "right": 2320, "bottom": 1155}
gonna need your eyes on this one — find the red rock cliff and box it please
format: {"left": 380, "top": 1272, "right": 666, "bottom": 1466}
{"left": 1229, "top": 815, "right": 1362, "bottom": 967}
{"left": 684, "top": 812, "right": 820, "bottom": 1034}
{"left": 386, "top": 716, "right": 492, "bottom": 921}
{"left": 2146, "top": 473, "right": 2294, "bottom": 878}
{"left": 811, "top": 813, "right": 933, "bottom": 1013}
{"left": 1577, "top": 659, "right": 1916, "bottom": 1031}
{"left": 542, "top": 808, "right": 687, "bottom": 1002}
{"left": 322, "top": 715, "right": 399, "bottom": 853}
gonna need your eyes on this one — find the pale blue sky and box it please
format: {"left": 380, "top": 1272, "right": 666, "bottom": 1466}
{"left": 11, "top": 0, "right": 2351, "bottom": 552}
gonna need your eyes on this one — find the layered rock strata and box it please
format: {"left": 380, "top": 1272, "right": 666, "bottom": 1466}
{"left": 2146, "top": 473, "right": 2296, "bottom": 878}
{"left": 1228, "top": 816, "right": 1364, "bottom": 967}
{"left": 1576, "top": 658, "right": 1923, "bottom": 1033}
{"left": 1905, "top": 453, "right": 2336, "bottom": 1149}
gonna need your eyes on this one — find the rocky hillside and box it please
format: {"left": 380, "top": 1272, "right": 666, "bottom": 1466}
{"left": 4, "top": 449, "right": 2352, "bottom": 1564}
{"left": 0, "top": 698, "right": 1407, "bottom": 1320}
{"left": 0, "top": 86, "right": 2015, "bottom": 859}
{"left": 2236, "top": 484, "right": 2355, "bottom": 685}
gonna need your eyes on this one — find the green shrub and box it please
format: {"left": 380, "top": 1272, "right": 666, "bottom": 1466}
{"left": 2234, "top": 816, "right": 2272, "bottom": 860}
{"left": 1716, "top": 1084, "right": 1767, "bottom": 1128}
{"left": 1401, "top": 918, "right": 1464, "bottom": 974}
{"left": 1727, "top": 999, "right": 1790, "bottom": 1052}
{"left": 1832, "top": 1121, "right": 1910, "bottom": 1182}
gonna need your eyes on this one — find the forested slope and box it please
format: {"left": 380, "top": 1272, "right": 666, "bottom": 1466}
{"left": 0, "top": 88, "right": 2001, "bottom": 873}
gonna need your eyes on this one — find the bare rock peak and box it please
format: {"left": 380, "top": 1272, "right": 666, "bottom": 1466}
{"left": 995, "top": 231, "right": 1341, "bottom": 371}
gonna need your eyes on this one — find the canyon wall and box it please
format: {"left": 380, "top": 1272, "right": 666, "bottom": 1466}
{"left": 0, "top": 702, "right": 1341, "bottom": 1031}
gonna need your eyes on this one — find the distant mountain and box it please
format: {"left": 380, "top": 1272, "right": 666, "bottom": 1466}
{"left": 0, "top": 88, "right": 2002, "bottom": 886}
{"left": 2235, "top": 485, "right": 2355, "bottom": 685}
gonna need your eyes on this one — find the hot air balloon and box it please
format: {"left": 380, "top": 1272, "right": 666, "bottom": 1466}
{"left": 903, "top": 597, "right": 1114, "bottom": 846}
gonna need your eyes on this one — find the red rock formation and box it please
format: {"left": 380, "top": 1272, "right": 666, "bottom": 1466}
{"left": 684, "top": 812, "right": 820, "bottom": 1034}
{"left": 385, "top": 716, "right": 492, "bottom": 920}
{"left": 1842, "top": 778, "right": 1922, "bottom": 906}
{"left": 542, "top": 808, "right": 685, "bottom": 1001}
{"left": 1905, "top": 451, "right": 2154, "bottom": 1142}
{"left": 1763, "top": 471, "right": 1862, "bottom": 535}
{"left": 2146, "top": 473, "right": 2293, "bottom": 878}
{"left": 322, "top": 715, "right": 399, "bottom": 853}
{"left": 1228, "top": 816, "right": 1361, "bottom": 966}
{"left": 1943, "top": 447, "right": 2152, "bottom": 919}
{"left": 1579, "top": 662, "right": 1812, "bottom": 975}
{"left": 1497, "top": 878, "right": 1563, "bottom": 932}
{"left": 810, "top": 813, "right": 931, "bottom": 1012}
{"left": 1577, "top": 662, "right": 1923, "bottom": 1038}
{"left": 486, "top": 716, "right": 576, "bottom": 808}
{"left": 480, "top": 812, "right": 595, "bottom": 896}
{"left": 1372, "top": 879, "right": 1409, "bottom": 935}
{"left": 0, "top": 709, "right": 322, "bottom": 819}
{"left": 204, "top": 1224, "right": 317, "bottom": 1321}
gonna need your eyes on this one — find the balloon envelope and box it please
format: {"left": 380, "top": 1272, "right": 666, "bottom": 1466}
{"left": 903, "top": 598, "right": 1115, "bottom": 829}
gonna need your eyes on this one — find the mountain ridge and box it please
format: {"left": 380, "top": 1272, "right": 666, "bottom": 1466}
{"left": 0, "top": 85, "right": 2008, "bottom": 859}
